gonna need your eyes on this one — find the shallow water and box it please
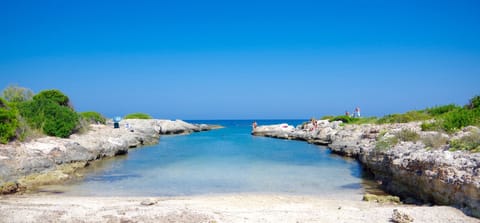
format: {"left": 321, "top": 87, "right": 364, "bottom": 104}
{"left": 40, "top": 120, "right": 380, "bottom": 199}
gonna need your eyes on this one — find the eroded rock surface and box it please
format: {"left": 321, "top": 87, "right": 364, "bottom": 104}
{"left": 253, "top": 121, "right": 480, "bottom": 217}
{"left": 0, "top": 119, "right": 218, "bottom": 192}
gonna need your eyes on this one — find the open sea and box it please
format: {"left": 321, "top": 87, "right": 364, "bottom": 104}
{"left": 39, "top": 120, "right": 380, "bottom": 200}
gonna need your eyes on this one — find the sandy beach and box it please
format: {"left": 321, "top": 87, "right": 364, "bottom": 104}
{"left": 1, "top": 194, "right": 478, "bottom": 223}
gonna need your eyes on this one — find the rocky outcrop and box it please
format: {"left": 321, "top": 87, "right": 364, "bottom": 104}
{"left": 0, "top": 119, "right": 219, "bottom": 193}
{"left": 252, "top": 121, "right": 480, "bottom": 217}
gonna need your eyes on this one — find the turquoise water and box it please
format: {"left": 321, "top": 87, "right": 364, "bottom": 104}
{"left": 48, "top": 120, "right": 373, "bottom": 199}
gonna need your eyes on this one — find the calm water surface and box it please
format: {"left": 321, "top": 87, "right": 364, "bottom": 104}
{"left": 41, "top": 120, "right": 377, "bottom": 199}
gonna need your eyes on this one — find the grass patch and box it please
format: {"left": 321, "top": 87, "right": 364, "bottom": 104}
{"left": 377, "top": 111, "right": 431, "bottom": 124}
{"left": 395, "top": 129, "right": 420, "bottom": 142}
{"left": 323, "top": 115, "right": 377, "bottom": 124}
{"left": 124, "top": 113, "right": 152, "bottom": 119}
{"left": 425, "top": 104, "right": 461, "bottom": 116}
{"left": 449, "top": 130, "right": 480, "bottom": 153}
{"left": 79, "top": 111, "right": 106, "bottom": 124}
{"left": 375, "top": 135, "right": 399, "bottom": 151}
{"left": 421, "top": 133, "right": 448, "bottom": 149}
{"left": 441, "top": 108, "right": 480, "bottom": 133}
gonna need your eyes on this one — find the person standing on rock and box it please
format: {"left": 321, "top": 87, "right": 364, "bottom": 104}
{"left": 354, "top": 107, "right": 361, "bottom": 118}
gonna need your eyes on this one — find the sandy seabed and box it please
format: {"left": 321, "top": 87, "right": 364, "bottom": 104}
{"left": 0, "top": 194, "right": 478, "bottom": 223}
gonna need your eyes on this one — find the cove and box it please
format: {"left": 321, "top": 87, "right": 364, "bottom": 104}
{"left": 39, "top": 120, "right": 380, "bottom": 199}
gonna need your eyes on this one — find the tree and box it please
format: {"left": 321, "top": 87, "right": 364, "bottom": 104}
{"left": 0, "top": 98, "right": 18, "bottom": 143}
{"left": 1, "top": 84, "right": 34, "bottom": 103}
{"left": 18, "top": 90, "right": 79, "bottom": 138}
{"left": 467, "top": 95, "right": 480, "bottom": 110}
{"left": 33, "top": 89, "right": 72, "bottom": 108}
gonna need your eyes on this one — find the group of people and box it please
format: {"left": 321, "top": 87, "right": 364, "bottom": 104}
{"left": 345, "top": 107, "right": 361, "bottom": 118}
{"left": 252, "top": 107, "right": 361, "bottom": 131}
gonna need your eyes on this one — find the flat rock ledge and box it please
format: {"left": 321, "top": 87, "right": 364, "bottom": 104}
{"left": 0, "top": 119, "right": 219, "bottom": 194}
{"left": 252, "top": 120, "right": 480, "bottom": 218}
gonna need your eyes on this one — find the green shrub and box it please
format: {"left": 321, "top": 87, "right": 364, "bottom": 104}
{"left": 421, "top": 121, "right": 443, "bottom": 131}
{"left": 421, "top": 133, "right": 448, "bottom": 149}
{"left": 42, "top": 104, "right": 79, "bottom": 138}
{"left": 375, "top": 136, "right": 399, "bottom": 151}
{"left": 33, "top": 89, "right": 71, "bottom": 108}
{"left": 124, "top": 113, "right": 152, "bottom": 119}
{"left": 330, "top": 115, "right": 355, "bottom": 123}
{"left": 320, "top": 115, "right": 334, "bottom": 120}
{"left": 425, "top": 104, "right": 461, "bottom": 116}
{"left": 350, "top": 116, "right": 378, "bottom": 124}
{"left": 79, "top": 111, "right": 106, "bottom": 124}
{"left": 449, "top": 130, "right": 480, "bottom": 153}
{"left": 395, "top": 129, "right": 420, "bottom": 142}
{"left": 441, "top": 108, "right": 479, "bottom": 133}
{"left": 466, "top": 95, "right": 480, "bottom": 109}
{"left": 18, "top": 98, "right": 79, "bottom": 138}
{"left": 15, "top": 116, "right": 37, "bottom": 141}
{"left": 377, "top": 111, "right": 431, "bottom": 124}
{"left": 17, "top": 99, "right": 49, "bottom": 129}
{"left": 0, "top": 98, "right": 18, "bottom": 144}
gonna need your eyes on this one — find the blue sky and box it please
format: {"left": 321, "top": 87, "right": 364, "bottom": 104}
{"left": 1, "top": 0, "right": 479, "bottom": 119}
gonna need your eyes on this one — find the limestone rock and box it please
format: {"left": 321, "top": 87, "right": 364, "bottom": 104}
{"left": 0, "top": 119, "right": 217, "bottom": 193}
{"left": 392, "top": 209, "right": 414, "bottom": 223}
{"left": 253, "top": 120, "right": 480, "bottom": 217}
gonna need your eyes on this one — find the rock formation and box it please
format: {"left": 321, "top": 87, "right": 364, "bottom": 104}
{"left": 0, "top": 119, "right": 219, "bottom": 193}
{"left": 253, "top": 120, "right": 480, "bottom": 217}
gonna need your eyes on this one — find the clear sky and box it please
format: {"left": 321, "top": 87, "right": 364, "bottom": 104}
{"left": 1, "top": 0, "right": 479, "bottom": 119}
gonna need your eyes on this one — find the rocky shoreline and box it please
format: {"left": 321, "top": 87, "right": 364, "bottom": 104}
{"left": 0, "top": 119, "right": 220, "bottom": 194}
{"left": 252, "top": 120, "right": 480, "bottom": 218}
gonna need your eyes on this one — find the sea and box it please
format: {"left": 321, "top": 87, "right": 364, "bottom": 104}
{"left": 38, "top": 120, "right": 381, "bottom": 200}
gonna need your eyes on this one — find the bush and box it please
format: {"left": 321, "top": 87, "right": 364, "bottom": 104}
{"left": 421, "top": 121, "right": 442, "bottom": 131}
{"left": 377, "top": 111, "right": 431, "bottom": 124}
{"left": 0, "top": 98, "right": 18, "bottom": 144}
{"left": 395, "top": 129, "right": 420, "bottom": 142}
{"left": 1, "top": 85, "right": 34, "bottom": 103}
{"left": 425, "top": 104, "right": 461, "bottom": 117}
{"left": 320, "top": 115, "right": 334, "bottom": 120}
{"left": 124, "top": 113, "right": 152, "bottom": 119}
{"left": 449, "top": 130, "right": 480, "bottom": 153}
{"left": 330, "top": 115, "right": 355, "bottom": 123}
{"left": 441, "top": 108, "right": 480, "bottom": 133}
{"left": 421, "top": 133, "right": 448, "bottom": 149}
{"left": 466, "top": 95, "right": 480, "bottom": 109}
{"left": 33, "top": 89, "right": 71, "bottom": 108}
{"left": 17, "top": 99, "right": 48, "bottom": 129}
{"left": 42, "top": 104, "right": 79, "bottom": 138}
{"left": 375, "top": 136, "right": 399, "bottom": 151}
{"left": 79, "top": 111, "right": 106, "bottom": 124}
{"left": 18, "top": 98, "right": 79, "bottom": 138}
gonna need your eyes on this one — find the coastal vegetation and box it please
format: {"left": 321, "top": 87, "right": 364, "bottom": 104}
{"left": 0, "top": 98, "right": 18, "bottom": 144}
{"left": 124, "top": 113, "right": 152, "bottom": 119}
{"left": 0, "top": 85, "right": 108, "bottom": 143}
{"left": 80, "top": 111, "right": 106, "bottom": 124}
{"left": 1, "top": 84, "right": 33, "bottom": 103}
{"left": 322, "top": 95, "right": 480, "bottom": 133}
{"left": 421, "top": 133, "right": 448, "bottom": 149}
{"left": 449, "top": 128, "right": 480, "bottom": 153}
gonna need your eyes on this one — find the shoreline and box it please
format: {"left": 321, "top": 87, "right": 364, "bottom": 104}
{"left": 0, "top": 119, "right": 220, "bottom": 194}
{"left": 252, "top": 120, "right": 480, "bottom": 218}
{"left": 1, "top": 193, "right": 477, "bottom": 223}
